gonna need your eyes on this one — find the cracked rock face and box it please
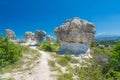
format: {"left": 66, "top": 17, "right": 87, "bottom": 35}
{"left": 35, "top": 30, "right": 46, "bottom": 45}
{"left": 46, "top": 35, "right": 55, "bottom": 43}
{"left": 54, "top": 17, "right": 95, "bottom": 54}
{"left": 25, "top": 32, "right": 35, "bottom": 42}
{"left": 6, "top": 29, "right": 16, "bottom": 40}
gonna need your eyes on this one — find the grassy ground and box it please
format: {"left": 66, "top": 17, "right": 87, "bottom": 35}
{"left": 0, "top": 46, "right": 41, "bottom": 75}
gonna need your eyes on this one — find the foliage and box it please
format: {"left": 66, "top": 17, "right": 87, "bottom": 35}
{"left": 103, "top": 41, "right": 120, "bottom": 79}
{"left": 91, "top": 41, "right": 97, "bottom": 47}
{"left": 64, "top": 53, "right": 79, "bottom": 63}
{"left": 39, "top": 42, "right": 60, "bottom": 52}
{"left": 96, "top": 40, "right": 118, "bottom": 45}
{"left": 0, "top": 37, "right": 23, "bottom": 67}
{"left": 57, "top": 56, "right": 69, "bottom": 66}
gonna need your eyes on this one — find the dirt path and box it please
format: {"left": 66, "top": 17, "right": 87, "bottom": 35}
{"left": 1, "top": 47, "right": 56, "bottom": 80}
{"left": 33, "top": 50, "right": 54, "bottom": 80}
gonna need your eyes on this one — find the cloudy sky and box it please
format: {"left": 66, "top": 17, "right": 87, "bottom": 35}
{"left": 0, "top": 0, "right": 120, "bottom": 38}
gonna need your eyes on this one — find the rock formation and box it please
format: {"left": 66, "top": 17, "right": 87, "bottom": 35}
{"left": 54, "top": 17, "right": 95, "bottom": 54}
{"left": 25, "top": 32, "right": 35, "bottom": 42}
{"left": 35, "top": 30, "right": 46, "bottom": 45}
{"left": 46, "top": 35, "right": 55, "bottom": 43}
{"left": 5, "top": 29, "right": 16, "bottom": 40}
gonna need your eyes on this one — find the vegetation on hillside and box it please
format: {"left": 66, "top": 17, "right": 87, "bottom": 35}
{"left": 48, "top": 39, "right": 120, "bottom": 80}
{"left": 0, "top": 36, "right": 23, "bottom": 67}
{"left": 0, "top": 36, "right": 41, "bottom": 75}
{"left": 103, "top": 41, "right": 120, "bottom": 79}
{"left": 1, "top": 33, "right": 120, "bottom": 80}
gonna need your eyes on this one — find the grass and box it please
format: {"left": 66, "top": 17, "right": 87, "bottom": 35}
{"left": 6, "top": 77, "right": 15, "bottom": 80}
{"left": 48, "top": 60, "right": 61, "bottom": 72}
{"left": 65, "top": 54, "right": 79, "bottom": 64}
{"left": 0, "top": 45, "right": 41, "bottom": 75}
{"left": 57, "top": 56, "right": 69, "bottom": 66}
{"left": 0, "top": 62, "right": 22, "bottom": 74}
{"left": 57, "top": 73, "right": 73, "bottom": 80}
{"left": 48, "top": 60, "right": 56, "bottom": 67}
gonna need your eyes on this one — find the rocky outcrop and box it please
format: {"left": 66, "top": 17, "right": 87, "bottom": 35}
{"left": 5, "top": 29, "right": 16, "bottom": 40}
{"left": 25, "top": 32, "right": 35, "bottom": 42}
{"left": 46, "top": 35, "right": 55, "bottom": 43}
{"left": 54, "top": 17, "right": 95, "bottom": 54}
{"left": 35, "top": 30, "right": 46, "bottom": 45}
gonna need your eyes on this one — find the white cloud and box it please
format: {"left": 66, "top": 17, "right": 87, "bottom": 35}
{"left": 96, "top": 32, "right": 107, "bottom": 36}
{"left": 96, "top": 32, "right": 120, "bottom": 36}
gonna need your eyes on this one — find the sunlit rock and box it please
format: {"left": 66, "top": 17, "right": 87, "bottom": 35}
{"left": 25, "top": 32, "right": 35, "bottom": 44}
{"left": 46, "top": 35, "right": 55, "bottom": 43}
{"left": 54, "top": 17, "right": 95, "bottom": 54}
{"left": 5, "top": 29, "right": 16, "bottom": 40}
{"left": 35, "top": 30, "right": 46, "bottom": 46}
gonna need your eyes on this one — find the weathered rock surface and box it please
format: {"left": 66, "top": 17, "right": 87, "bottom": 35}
{"left": 25, "top": 32, "right": 35, "bottom": 42}
{"left": 54, "top": 17, "right": 96, "bottom": 54}
{"left": 35, "top": 30, "right": 46, "bottom": 45}
{"left": 46, "top": 35, "right": 55, "bottom": 43}
{"left": 5, "top": 29, "right": 16, "bottom": 40}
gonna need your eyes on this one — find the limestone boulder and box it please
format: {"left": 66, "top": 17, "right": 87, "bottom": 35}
{"left": 46, "top": 35, "right": 55, "bottom": 43}
{"left": 5, "top": 29, "right": 16, "bottom": 40}
{"left": 35, "top": 30, "right": 46, "bottom": 45}
{"left": 54, "top": 17, "right": 96, "bottom": 54}
{"left": 25, "top": 32, "right": 35, "bottom": 42}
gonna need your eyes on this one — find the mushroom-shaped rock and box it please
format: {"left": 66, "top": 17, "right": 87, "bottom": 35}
{"left": 35, "top": 30, "right": 46, "bottom": 46}
{"left": 46, "top": 35, "right": 55, "bottom": 43}
{"left": 54, "top": 17, "right": 96, "bottom": 54}
{"left": 5, "top": 29, "right": 16, "bottom": 40}
{"left": 25, "top": 32, "right": 35, "bottom": 42}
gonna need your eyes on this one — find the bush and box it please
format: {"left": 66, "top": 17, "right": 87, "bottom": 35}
{"left": 0, "top": 37, "right": 23, "bottom": 67}
{"left": 40, "top": 42, "right": 60, "bottom": 52}
{"left": 103, "top": 41, "right": 120, "bottom": 79}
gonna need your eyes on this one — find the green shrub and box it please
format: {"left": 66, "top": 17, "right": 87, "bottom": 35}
{"left": 0, "top": 37, "right": 23, "bottom": 67}
{"left": 103, "top": 41, "right": 120, "bottom": 79}
{"left": 40, "top": 42, "right": 60, "bottom": 52}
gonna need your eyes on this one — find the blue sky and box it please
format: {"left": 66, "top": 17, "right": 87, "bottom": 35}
{"left": 0, "top": 0, "right": 120, "bottom": 39}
